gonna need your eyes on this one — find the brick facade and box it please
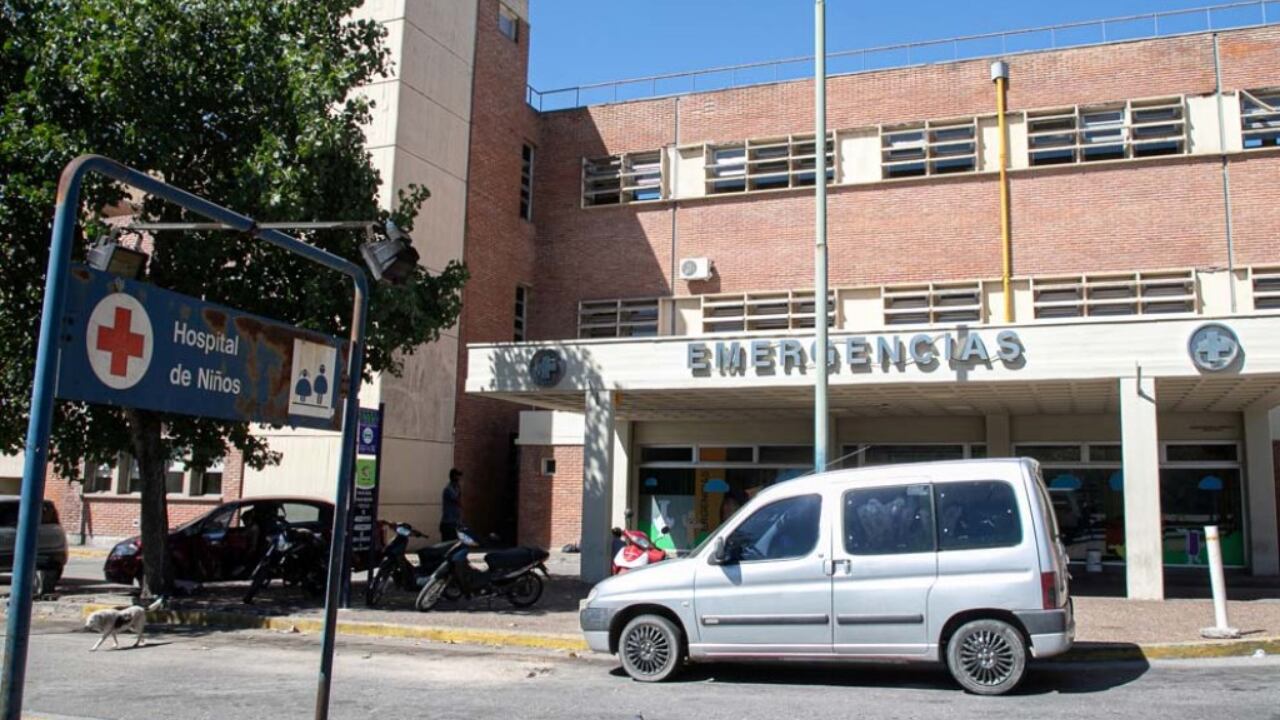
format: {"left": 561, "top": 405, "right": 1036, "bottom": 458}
{"left": 516, "top": 444, "right": 583, "bottom": 550}
{"left": 451, "top": 0, "right": 541, "bottom": 539}
{"left": 527, "top": 27, "right": 1280, "bottom": 341}
{"left": 46, "top": 447, "right": 245, "bottom": 545}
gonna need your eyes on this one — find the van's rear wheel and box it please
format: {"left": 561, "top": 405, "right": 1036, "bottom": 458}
{"left": 946, "top": 619, "right": 1027, "bottom": 695}
{"left": 619, "top": 614, "right": 682, "bottom": 682}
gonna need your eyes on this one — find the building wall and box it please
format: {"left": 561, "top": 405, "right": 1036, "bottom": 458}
{"left": 45, "top": 448, "right": 245, "bottom": 546}
{"left": 451, "top": 0, "right": 540, "bottom": 539}
{"left": 517, "top": 444, "right": 583, "bottom": 549}
{"left": 528, "top": 27, "right": 1280, "bottom": 342}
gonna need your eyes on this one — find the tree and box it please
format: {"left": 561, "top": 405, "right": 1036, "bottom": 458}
{"left": 0, "top": 0, "right": 467, "bottom": 595}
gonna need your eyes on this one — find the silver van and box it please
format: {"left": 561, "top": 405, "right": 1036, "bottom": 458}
{"left": 579, "top": 458, "right": 1073, "bottom": 695}
{"left": 0, "top": 496, "right": 68, "bottom": 595}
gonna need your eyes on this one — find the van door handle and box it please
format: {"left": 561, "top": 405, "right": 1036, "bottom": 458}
{"left": 823, "top": 559, "right": 851, "bottom": 576}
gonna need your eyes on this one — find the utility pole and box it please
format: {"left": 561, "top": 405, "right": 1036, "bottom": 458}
{"left": 813, "top": 0, "right": 829, "bottom": 474}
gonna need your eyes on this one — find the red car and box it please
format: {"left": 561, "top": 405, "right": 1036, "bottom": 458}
{"left": 103, "top": 497, "right": 344, "bottom": 586}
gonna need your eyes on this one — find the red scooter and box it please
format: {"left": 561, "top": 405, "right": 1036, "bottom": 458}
{"left": 610, "top": 525, "right": 670, "bottom": 575}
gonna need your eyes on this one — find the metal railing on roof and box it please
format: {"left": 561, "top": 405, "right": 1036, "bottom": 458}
{"left": 525, "top": 0, "right": 1280, "bottom": 112}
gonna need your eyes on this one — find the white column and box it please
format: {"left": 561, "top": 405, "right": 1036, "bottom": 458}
{"left": 1243, "top": 405, "right": 1279, "bottom": 576}
{"left": 1120, "top": 376, "right": 1164, "bottom": 600}
{"left": 610, "top": 419, "right": 632, "bottom": 532}
{"left": 985, "top": 414, "right": 1012, "bottom": 457}
{"left": 582, "top": 388, "right": 616, "bottom": 584}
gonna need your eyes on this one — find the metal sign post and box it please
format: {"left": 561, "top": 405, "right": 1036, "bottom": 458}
{"left": 0, "top": 155, "right": 368, "bottom": 720}
{"left": 353, "top": 405, "right": 384, "bottom": 605}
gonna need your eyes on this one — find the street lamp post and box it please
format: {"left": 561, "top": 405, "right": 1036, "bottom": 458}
{"left": 814, "top": 0, "right": 830, "bottom": 474}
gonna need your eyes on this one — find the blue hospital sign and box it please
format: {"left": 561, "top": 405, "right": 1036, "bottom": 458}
{"left": 56, "top": 265, "right": 349, "bottom": 430}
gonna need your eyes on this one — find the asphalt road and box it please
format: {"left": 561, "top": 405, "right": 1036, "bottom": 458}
{"left": 6, "top": 619, "right": 1280, "bottom": 720}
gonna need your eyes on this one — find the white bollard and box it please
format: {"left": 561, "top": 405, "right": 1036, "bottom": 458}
{"left": 1200, "top": 525, "right": 1241, "bottom": 639}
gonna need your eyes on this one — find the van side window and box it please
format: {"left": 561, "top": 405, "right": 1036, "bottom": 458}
{"left": 935, "top": 480, "right": 1022, "bottom": 551}
{"left": 843, "top": 484, "right": 935, "bottom": 555}
{"left": 725, "top": 494, "right": 821, "bottom": 562}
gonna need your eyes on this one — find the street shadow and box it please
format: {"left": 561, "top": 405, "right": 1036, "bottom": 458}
{"left": 608, "top": 655, "right": 1150, "bottom": 695}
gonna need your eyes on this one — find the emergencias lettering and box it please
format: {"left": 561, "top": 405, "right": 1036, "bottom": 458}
{"left": 687, "top": 330, "right": 1025, "bottom": 375}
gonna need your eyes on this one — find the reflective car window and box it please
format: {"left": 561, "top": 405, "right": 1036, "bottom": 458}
{"left": 201, "top": 506, "right": 235, "bottom": 532}
{"left": 726, "top": 494, "right": 821, "bottom": 562}
{"left": 935, "top": 480, "right": 1023, "bottom": 551}
{"left": 843, "top": 484, "right": 934, "bottom": 555}
{"left": 282, "top": 503, "right": 321, "bottom": 524}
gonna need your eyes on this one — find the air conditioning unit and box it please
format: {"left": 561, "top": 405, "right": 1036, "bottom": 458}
{"left": 679, "top": 257, "right": 712, "bottom": 281}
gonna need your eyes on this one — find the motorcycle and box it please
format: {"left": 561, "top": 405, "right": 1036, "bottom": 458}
{"left": 366, "top": 521, "right": 454, "bottom": 607}
{"left": 415, "top": 529, "right": 550, "bottom": 612}
{"left": 243, "top": 514, "right": 328, "bottom": 604}
{"left": 611, "top": 525, "right": 670, "bottom": 575}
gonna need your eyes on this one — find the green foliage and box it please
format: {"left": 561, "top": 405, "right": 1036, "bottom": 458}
{"left": 0, "top": 0, "right": 468, "bottom": 476}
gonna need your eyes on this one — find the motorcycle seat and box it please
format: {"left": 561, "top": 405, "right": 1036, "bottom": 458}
{"left": 416, "top": 541, "right": 455, "bottom": 565}
{"left": 484, "top": 547, "right": 547, "bottom": 571}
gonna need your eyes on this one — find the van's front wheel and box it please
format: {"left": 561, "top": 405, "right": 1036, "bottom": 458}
{"left": 946, "top": 619, "right": 1027, "bottom": 695}
{"left": 619, "top": 614, "right": 683, "bottom": 682}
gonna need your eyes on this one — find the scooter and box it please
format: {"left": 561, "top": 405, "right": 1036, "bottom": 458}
{"left": 611, "top": 525, "right": 670, "bottom": 575}
{"left": 366, "top": 521, "right": 454, "bottom": 608}
{"left": 243, "top": 516, "right": 327, "bottom": 604}
{"left": 415, "top": 528, "right": 549, "bottom": 612}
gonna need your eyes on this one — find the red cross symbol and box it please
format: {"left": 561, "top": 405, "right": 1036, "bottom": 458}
{"left": 95, "top": 306, "right": 145, "bottom": 377}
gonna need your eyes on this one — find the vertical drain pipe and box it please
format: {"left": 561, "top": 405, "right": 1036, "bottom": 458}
{"left": 992, "top": 60, "right": 1014, "bottom": 323}
{"left": 1212, "top": 34, "right": 1238, "bottom": 313}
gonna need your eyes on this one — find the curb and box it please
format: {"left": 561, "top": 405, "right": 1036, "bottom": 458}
{"left": 1061, "top": 636, "right": 1280, "bottom": 662}
{"left": 77, "top": 603, "right": 1280, "bottom": 661}
{"left": 79, "top": 603, "right": 589, "bottom": 653}
{"left": 66, "top": 548, "right": 108, "bottom": 559}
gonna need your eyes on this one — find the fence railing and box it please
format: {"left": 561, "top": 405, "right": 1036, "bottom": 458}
{"left": 526, "top": 0, "right": 1280, "bottom": 112}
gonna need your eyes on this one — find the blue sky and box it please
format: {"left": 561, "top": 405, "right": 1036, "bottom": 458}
{"left": 528, "top": 0, "right": 1265, "bottom": 91}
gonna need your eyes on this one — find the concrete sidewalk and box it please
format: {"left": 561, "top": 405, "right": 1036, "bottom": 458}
{"left": 28, "top": 550, "right": 1280, "bottom": 661}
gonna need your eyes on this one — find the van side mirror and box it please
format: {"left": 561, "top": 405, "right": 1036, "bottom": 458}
{"left": 710, "top": 536, "right": 737, "bottom": 566}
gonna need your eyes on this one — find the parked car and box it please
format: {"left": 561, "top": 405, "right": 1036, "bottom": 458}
{"left": 579, "top": 458, "right": 1073, "bottom": 695}
{"left": 0, "top": 496, "right": 68, "bottom": 595}
{"left": 104, "top": 497, "right": 347, "bottom": 586}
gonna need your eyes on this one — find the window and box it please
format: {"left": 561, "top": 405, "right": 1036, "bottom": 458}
{"left": 880, "top": 120, "right": 977, "bottom": 178}
{"left": 1240, "top": 89, "right": 1280, "bottom": 149}
{"left": 520, "top": 143, "right": 534, "bottom": 220}
{"left": 123, "top": 458, "right": 142, "bottom": 494}
{"left": 41, "top": 501, "right": 59, "bottom": 525}
{"left": 700, "top": 290, "right": 834, "bottom": 333}
{"left": 844, "top": 484, "right": 935, "bottom": 555}
{"left": 639, "top": 446, "right": 694, "bottom": 464}
{"left": 577, "top": 297, "right": 659, "bottom": 338}
{"left": 935, "top": 481, "right": 1022, "bottom": 551}
{"left": 883, "top": 282, "right": 982, "bottom": 326}
{"left": 1026, "top": 97, "right": 1186, "bottom": 166}
{"left": 1251, "top": 266, "right": 1280, "bottom": 310}
{"left": 497, "top": 4, "right": 518, "bottom": 41}
{"left": 725, "top": 494, "right": 821, "bottom": 562}
{"left": 1030, "top": 270, "right": 1196, "bottom": 319}
{"left": 85, "top": 461, "right": 114, "bottom": 494}
{"left": 193, "top": 460, "right": 224, "bottom": 497}
{"left": 514, "top": 285, "right": 528, "bottom": 342}
{"left": 540, "top": 458, "right": 556, "bottom": 475}
{"left": 582, "top": 151, "right": 663, "bottom": 206}
{"left": 705, "top": 133, "right": 835, "bottom": 194}
{"left": 862, "top": 445, "right": 965, "bottom": 467}
{"left": 166, "top": 460, "right": 186, "bottom": 495}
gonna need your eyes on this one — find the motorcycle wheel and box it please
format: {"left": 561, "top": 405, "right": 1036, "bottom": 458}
{"left": 443, "top": 582, "right": 464, "bottom": 602}
{"left": 415, "top": 576, "right": 450, "bottom": 612}
{"left": 243, "top": 558, "right": 273, "bottom": 604}
{"left": 368, "top": 568, "right": 395, "bottom": 607}
{"left": 507, "top": 572, "right": 543, "bottom": 608}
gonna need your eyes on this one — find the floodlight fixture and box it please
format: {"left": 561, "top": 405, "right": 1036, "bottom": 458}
{"left": 359, "top": 220, "right": 420, "bottom": 285}
{"left": 86, "top": 234, "right": 149, "bottom": 280}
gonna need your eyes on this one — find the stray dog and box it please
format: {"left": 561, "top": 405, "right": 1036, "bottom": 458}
{"left": 84, "top": 598, "right": 165, "bottom": 651}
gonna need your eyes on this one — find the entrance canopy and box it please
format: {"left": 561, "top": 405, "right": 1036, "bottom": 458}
{"left": 466, "top": 315, "right": 1280, "bottom": 420}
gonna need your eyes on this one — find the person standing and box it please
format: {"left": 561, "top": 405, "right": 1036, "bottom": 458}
{"left": 440, "top": 468, "right": 463, "bottom": 541}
